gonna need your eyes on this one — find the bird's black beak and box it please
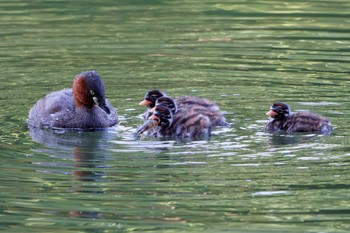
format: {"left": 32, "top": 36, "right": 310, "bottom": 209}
{"left": 94, "top": 97, "right": 111, "bottom": 114}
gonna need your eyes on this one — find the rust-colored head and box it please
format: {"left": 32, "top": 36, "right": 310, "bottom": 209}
{"left": 73, "top": 71, "right": 110, "bottom": 114}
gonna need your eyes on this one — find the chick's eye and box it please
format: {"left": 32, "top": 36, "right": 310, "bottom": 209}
{"left": 90, "top": 90, "right": 95, "bottom": 95}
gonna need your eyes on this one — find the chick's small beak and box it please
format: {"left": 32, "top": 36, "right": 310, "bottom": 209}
{"left": 134, "top": 118, "right": 159, "bottom": 136}
{"left": 149, "top": 107, "right": 156, "bottom": 113}
{"left": 266, "top": 110, "right": 278, "bottom": 117}
{"left": 139, "top": 99, "right": 152, "bottom": 106}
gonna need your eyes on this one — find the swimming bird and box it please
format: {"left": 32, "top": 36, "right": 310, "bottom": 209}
{"left": 264, "top": 102, "right": 332, "bottom": 134}
{"left": 135, "top": 105, "right": 212, "bottom": 139}
{"left": 139, "top": 90, "right": 228, "bottom": 126}
{"left": 28, "top": 71, "right": 117, "bottom": 130}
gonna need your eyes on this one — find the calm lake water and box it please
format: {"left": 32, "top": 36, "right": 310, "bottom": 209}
{"left": 1, "top": 0, "right": 350, "bottom": 232}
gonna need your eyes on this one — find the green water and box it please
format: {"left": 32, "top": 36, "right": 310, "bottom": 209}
{"left": 1, "top": 0, "right": 350, "bottom": 232}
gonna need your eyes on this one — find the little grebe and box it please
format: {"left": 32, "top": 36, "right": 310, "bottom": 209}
{"left": 264, "top": 102, "right": 332, "bottom": 134}
{"left": 139, "top": 90, "right": 228, "bottom": 127}
{"left": 135, "top": 105, "right": 212, "bottom": 139}
{"left": 28, "top": 71, "right": 117, "bottom": 130}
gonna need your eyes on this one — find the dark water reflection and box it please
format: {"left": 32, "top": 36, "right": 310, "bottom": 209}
{"left": 28, "top": 127, "right": 115, "bottom": 219}
{"left": 1, "top": 0, "right": 350, "bottom": 232}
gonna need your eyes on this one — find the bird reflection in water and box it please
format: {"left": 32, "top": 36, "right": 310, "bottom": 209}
{"left": 29, "top": 126, "right": 116, "bottom": 219}
{"left": 266, "top": 133, "right": 321, "bottom": 146}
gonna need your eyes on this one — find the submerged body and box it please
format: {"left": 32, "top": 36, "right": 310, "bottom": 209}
{"left": 264, "top": 102, "right": 332, "bottom": 134}
{"left": 28, "top": 71, "right": 117, "bottom": 130}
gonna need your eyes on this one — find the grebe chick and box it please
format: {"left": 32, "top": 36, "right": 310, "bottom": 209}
{"left": 135, "top": 105, "right": 211, "bottom": 139}
{"left": 264, "top": 102, "right": 332, "bottom": 134}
